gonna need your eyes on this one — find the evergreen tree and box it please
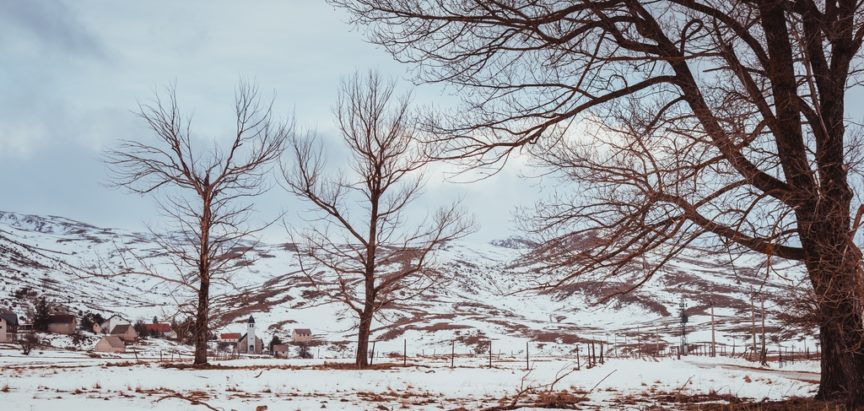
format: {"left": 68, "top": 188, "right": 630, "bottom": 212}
{"left": 32, "top": 297, "right": 51, "bottom": 332}
{"left": 268, "top": 336, "right": 282, "bottom": 352}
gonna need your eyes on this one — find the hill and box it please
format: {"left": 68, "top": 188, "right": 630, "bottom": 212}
{"left": 0, "top": 210, "right": 814, "bottom": 355}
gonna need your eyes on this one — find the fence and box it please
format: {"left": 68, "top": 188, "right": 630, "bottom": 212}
{"left": 301, "top": 336, "right": 820, "bottom": 370}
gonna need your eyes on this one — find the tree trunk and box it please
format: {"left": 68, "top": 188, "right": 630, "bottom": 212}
{"left": 802, "top": 207, "right": 864, "bottom": 404}
{"left": 194, "top": 195, "right": 212, "bottom": 367}
{"left": 813, "top": 272, "right": 864, "bottom": 404}
{"left": 193, "top": 278, "right": 210, "bottom": 366}
{"left": 355, "top": 308, "right": 373, "bottom": 368}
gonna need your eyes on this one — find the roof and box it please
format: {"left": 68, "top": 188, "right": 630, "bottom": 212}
{"left": 272, "top": 344, "right": 289, "bottom": 352}
{"left": 293, "top": 328, "right": 311, "bottom": 335}
{"left": 110, "top": 324, "right": 133, "bottom": 334}
{"left": 247, "top": 315, "right": 255, "bottom": 324}
{"left": 0, "top": 310, "right": 18, "bottom": 326}
{"left": 143, "top": 323, "right": 172, "bottom": 333}
{"left": 47, "top": 314, "right": 75, "bottom": 324}
{"left": 100, "top": 336, "right": 125, "bottom": 348}
{"left": 220, "top": 333, "right": 241, "bottom": 340}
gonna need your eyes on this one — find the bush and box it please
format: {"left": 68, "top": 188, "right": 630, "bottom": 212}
{"left": 297, "top": 343, "right": 312, "bottom": 359}
{"left": 20, "top": 333, "right": 40, "bottom": 355}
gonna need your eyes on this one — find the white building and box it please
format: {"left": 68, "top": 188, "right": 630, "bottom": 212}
{"left": 99, "top": 314, "right": 129, "bottom": 334}
{"left": 237, "top": 316, "right": 263, "bottom": 354}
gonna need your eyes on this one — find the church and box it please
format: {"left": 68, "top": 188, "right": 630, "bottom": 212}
{"left": 236, "top": 315, "right": 264, "bottom": 354}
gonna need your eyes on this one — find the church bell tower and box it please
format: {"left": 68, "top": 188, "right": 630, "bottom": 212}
{"left": 247, "top": 315, "right": 256, "bottom": 353}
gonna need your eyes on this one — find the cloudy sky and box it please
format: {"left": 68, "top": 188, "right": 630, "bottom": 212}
{"left": 0, "top": 0, "right": 542, "bottom": 243}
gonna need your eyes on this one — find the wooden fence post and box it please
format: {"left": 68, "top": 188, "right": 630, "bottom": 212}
{"left": 576, "top": 346, "right": 581, "bottom": 370}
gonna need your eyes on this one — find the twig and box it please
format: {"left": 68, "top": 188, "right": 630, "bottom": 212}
{"left": 579, "top": 369, "right": 617, "bottom": 402}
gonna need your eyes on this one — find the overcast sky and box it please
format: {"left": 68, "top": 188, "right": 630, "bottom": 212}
{"left": 0, "top": 0, "right": 541, "bottom": 243}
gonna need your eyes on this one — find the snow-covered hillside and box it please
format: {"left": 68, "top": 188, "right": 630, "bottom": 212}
{"left": 0, "top": 210, "right": 815, "bottom": 356}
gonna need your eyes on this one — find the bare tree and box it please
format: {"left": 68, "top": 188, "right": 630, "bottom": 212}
{"left": 332, "top": 0, "right": 864, "bottom": 403}
{"left": 283, "top": 71, "right": 473, "bottom": 368}
{"left": 105, "top": 82, "right": 288, "bottom": 366}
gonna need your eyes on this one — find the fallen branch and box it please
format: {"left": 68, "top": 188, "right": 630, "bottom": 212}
{"left": 156, "top": 392, "right": 221, "bottom": 411}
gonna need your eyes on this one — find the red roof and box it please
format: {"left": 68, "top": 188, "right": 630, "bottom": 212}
{"left": 220, "top": 333, "right": 241, "bottom": 340}
{"left": 143, "top": 323, "right": 172, "bottom": 333}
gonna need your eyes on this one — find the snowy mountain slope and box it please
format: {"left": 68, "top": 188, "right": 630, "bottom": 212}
{"left": 0, "top": 210, "right": 814, "bottom": 355}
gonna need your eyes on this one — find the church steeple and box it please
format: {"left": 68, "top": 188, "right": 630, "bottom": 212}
{"left": 246, "top": 315, "right": 256, "bottom": 353}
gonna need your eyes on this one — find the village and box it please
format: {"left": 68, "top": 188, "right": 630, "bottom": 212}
{"left": 0, "top": 306, "right": 315, "bottom": 359}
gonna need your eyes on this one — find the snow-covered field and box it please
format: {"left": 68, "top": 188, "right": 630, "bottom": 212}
{"left": 0, "top": 347, "right": 818, "bottom": 410}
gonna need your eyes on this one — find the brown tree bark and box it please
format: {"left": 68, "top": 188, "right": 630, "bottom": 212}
{"left": 803, "top": 221, "right": 864, "bottom": 401}
{"left": 193, "top": 276, "right": 210, "bottom": 366}
{"left": 355, "top": 306, "right": 374, "bottom": 368}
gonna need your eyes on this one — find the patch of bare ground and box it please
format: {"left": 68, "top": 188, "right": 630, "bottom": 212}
{"left": 375, "top": 313, "right": 464, "bottom": 340}
{"left": 355, "top": 389, "right": 439, "bottom": 407}
{"left": 479, "top": 388, "right": 587, "bottom": 410}
{"left": 680, "top": 397, "right": 846, "bottom": 411}
{"left": 530, "top": 331, "right": 586, "bottom": 345}
{"left": 611, "top": 391, "right": 847, "bottom": 411}
{"left": 548, "top": 280, "right": 672, "bottom": 316}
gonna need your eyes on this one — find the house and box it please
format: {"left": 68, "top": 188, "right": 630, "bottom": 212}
{"left": 110, "top": 324, "right": 138, "bottom": 342}
{"left": 236, "top": 316, "right": 263, "bottom": 354}
{"left": 292, "top": 328, "right": 313, "bottom": 343}
{"left": 272, "top": 344, "right": 289, "bottom": 358}
{"left": 217, "top": 333, "right": 241, "bottom": 352}
{"left": 46, "top": 314, "right": 76, "bottom": 335}
{"left": 94, "top": 336, "right": 125, "bottom": 353}
{"left": 99, "top": 314, "right": 129, "bottom": 335}
{"left": 0, "top": 310, "right": 19, "bottom": 343}
{"left": 219, "top": 333, "right": 241, "bottom": 343}
{"left": 143, "top": 323, "right": 174, "bottom": 339}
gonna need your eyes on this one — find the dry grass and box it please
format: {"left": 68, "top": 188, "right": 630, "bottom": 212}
{"left": 611, "top": 391, "right": 848, "bottom": 411}
{"left": 682, "top": 397, "right": 848, "bottom": 411}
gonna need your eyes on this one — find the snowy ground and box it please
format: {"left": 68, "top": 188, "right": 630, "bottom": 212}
{"left": 0, "top": 348, "right": 819, "bottom": 410}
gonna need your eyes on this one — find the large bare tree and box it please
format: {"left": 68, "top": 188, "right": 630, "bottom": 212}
{"left": 283, "top": 72, "right": 473, "bottom": 368}
{"left": 332, "top": 0, "right": 864, "bottom": 403}
{"left": 106, "top": 83, "right": 288, "bottom": 366}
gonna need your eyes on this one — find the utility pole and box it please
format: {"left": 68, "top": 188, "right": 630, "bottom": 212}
{"left": 750, "top": 292, "right": 757, "bottom": 361}
{"left": 710, "top": 304, "right": 716, "bottom": 357}
{"left": 760, "top": 296, "right": 767, "bottom": 365}
{"left": 679, "top": 298, "right": 688, "bottom": 356}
